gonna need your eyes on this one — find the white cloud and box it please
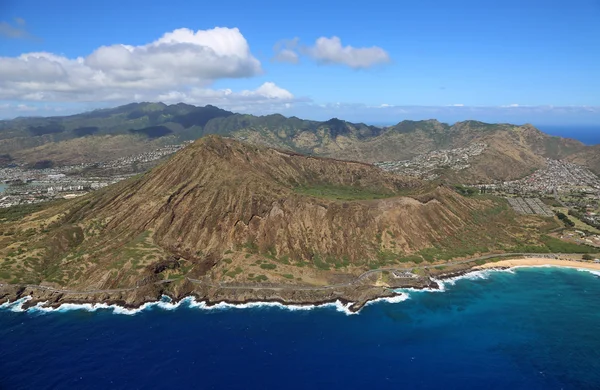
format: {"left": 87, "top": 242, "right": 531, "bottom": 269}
{"left": 250, "top": 82, "right": 294, "bottom": 99}
{"left": 305, "top": 36, "right": 390, "bottom": 69}
{"left": 0, "top": 103, "right": 37, "bottom": 112}
{"left": 0, "top": 81, "right": 301, "bottom": 119}
{"left": 272, "top": 38, "right": 301, "bottom": 64}
{"left": 273, "top": 36, "right": 390, "bottom": 69}
{"left": 273, "top": 49, "right": 300, "bottom": 64}
{"left": 154, "top": 82, "right": 298, "bottom": 113}
{"left": 0, "top": 27, "right": 263, "bottom": 102}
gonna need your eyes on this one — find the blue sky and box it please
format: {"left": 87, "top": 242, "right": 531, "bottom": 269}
{"left": 0, "top": 0, "right": 599, "bottom": 125}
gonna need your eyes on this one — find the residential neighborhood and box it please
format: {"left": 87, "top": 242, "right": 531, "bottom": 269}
{"left": 0, "top": 142, "right": 191, "bottom": 208}
{"left": 374, "top": 143, "right": 487, "bottom": 180}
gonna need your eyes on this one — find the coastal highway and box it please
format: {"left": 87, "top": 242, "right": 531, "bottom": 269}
{"left": 186, "top": 252, "right": 576, "bottom": 291}
{"left": 4, "top": 252, "right": 585, "bottom": 296}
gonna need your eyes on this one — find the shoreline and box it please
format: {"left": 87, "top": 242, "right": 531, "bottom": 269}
{"left": 0, "top": 292, "right": 411, "bottom": 316}
{"left": 475, "top": 258, "right": 600, "bottom": 272}
{"left": 2, "top": 258, "right": 600, "bottom": 315}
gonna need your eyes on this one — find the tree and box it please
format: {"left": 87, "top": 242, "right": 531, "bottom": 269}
{"left": 582, "top": 254, "right": 594, "bottom": 261}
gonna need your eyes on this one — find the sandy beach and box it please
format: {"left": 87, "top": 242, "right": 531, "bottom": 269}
{"left": 477, "top": 258, "right": 600, "bottom": 272}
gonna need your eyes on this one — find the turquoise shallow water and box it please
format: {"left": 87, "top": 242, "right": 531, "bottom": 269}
{"left": 1, "top": 267, "right": 600, "bottom": 389}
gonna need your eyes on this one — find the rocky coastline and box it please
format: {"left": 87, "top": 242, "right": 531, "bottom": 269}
{"left": 4, "top": 255, "right": 589, "bottom": 314}
{"left": 0, "top": 266, "right": 472, "bottom": 313}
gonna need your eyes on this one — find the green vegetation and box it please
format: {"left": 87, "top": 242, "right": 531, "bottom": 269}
{"left": 554, "top": 207, "right": 600, "bottom": 234}
{"left": 226, "top": 267, "right": 243, "bottom": 278}
{"left": 0, "top": 202, "right": 49, "bottom": 222}
{"left": 127, "top": 230, "right": 154, "bottom": 248}
{"left": 510, "top": 235, "right": 596, "bottom": 254}
{"left": 541, "top": 236, "right": 596, "bottom": 253}
{"left": 417, "top": 244, "right": 490, "bottom": 263}
{"left": 453, "top": 185, "right": 479, "bottom": 196}
{"left": 242, "top": 239, "right": 259, "bottom": 254}
{"left": 276, "top": 255, "right": 290, "bottom": 265}
{"left": 259, "top": 263, "right": 277, "bottom": 270}
{"left": 567, "top": 209, "right": 600, "bottom": 233}
{"left": 293, "top": 184, "right": 394, "bottom": 201}
{"left": 397, "top": 255, "right": 424, "bottom": 264}
{"left": 556, "top": 212, "right": 575, "bottom": 228}
{"left": 249, "top": 274, "right": 268, "bottom": 282}
{"left": 366, "top": 251, "right": 402, "bottom": 269}
{"left": 542, "top": 198, "right": 563, "bottom": 208}
{"left": 312, "top": 254, "right": 330, "bottom": 270}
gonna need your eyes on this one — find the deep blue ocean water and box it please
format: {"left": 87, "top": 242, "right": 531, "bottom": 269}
{"left": 535, "top": 125, "right": 600, "bottom": 145}
{"left": 2, "top": 267, "right": 600, "bottom": 390}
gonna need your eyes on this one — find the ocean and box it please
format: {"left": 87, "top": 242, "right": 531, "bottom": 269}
{"left": 535, "top": 125, "right": 600, "bottom": 146}
{"left": 2, "top": 267, "right": 600, "bottom": 389}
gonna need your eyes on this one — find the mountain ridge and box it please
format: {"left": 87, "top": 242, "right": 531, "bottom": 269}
{"left": 0, "top": 102, "right": 597, "bottom": 182}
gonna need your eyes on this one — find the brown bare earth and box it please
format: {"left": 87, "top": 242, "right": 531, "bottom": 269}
{"left": 319, "top": 122, "right": 586, "bottom": 183}
{"left": 0, "top": 136, "right": 567, "bottom": 309}
{"left": 568, "top": 144, "right": 600, "bottom": 175}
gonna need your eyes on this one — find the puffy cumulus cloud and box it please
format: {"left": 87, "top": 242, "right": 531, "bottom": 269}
{"left": 305, "top": 36, "right": 390, "bottom": 69}
{"left": 152, "top": 82, "right": 300, "bottom": 113}
{"left": 0, "top": 27, "right": 262, "bottom": 102}
{"left": 273, "top": 36, "right": 390, "bottom": 69}
{"left": 251, "top": 82, "right": 294, "bottom": 99}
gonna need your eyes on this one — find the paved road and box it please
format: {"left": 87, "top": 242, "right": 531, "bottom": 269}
{"left": 186, "top": 252, "right": 576, "bottom": 291}
{"left": 6, "top": 278, "right": 175, "bottom": 295}
{"left": 2, "top": 252, "right": 585, "bottom": 295}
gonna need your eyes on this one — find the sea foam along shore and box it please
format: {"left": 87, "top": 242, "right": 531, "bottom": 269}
{"left": 394, "top": 269, "right": 505, "bottom": 294}
{"left": 476, "top": 258, "right": 600, "bottom": 274}
{"left": 0, "top": 293, "right": 410, "bottom": 316}
{"left": 396, "top": 258, "right": 600, "bottom": 294}
{"left": 2, "top": 259, "right": 598, "bottom": 316}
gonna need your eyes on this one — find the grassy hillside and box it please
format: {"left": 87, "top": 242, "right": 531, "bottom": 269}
{"left": 0, "top": 136, "right": 569, "bottom": 290}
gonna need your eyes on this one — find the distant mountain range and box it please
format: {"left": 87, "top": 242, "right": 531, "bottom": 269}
{"left": 1, "top": 102, "right": 598, "bottom": 183}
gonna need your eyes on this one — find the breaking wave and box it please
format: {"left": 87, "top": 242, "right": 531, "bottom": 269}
{"left": 0, "top": 292, "right": 410, "bottom": 316}
{"left": 3, "top": 265, "right": 596, "bottom": 316}
{"left": 396, "top": 265, "right": 600, "bottom": 296}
